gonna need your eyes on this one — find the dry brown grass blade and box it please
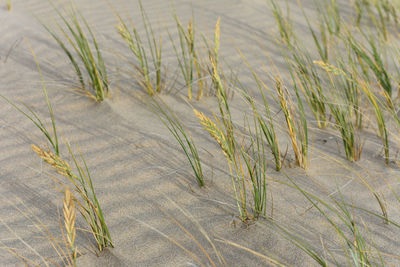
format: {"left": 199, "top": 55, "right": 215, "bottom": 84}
{"left": 0, "top": 217, "right": 50, "bottom": 267}
{"left": 161, "top": 211, "right": 216, "bottom": 267}
{"left": 133, "top": 218, "right": 206, "bottom": 267}
{"left": 214, "top": 237, "right": 285, "bottom": 266}
{"left": 163, "top": 195, "right": 227, "bottom": 266}
{"left": 0, "top": 242, "right": 41, "bottom": 267}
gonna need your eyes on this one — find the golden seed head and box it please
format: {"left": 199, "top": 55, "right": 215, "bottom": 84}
{"left": 313, "top": 60, "right": 346, "bottom": 77}
{"left": 31, "top": 144, "right": 72, "bottom": 178}
{"left": 63, "top": 188, "right": 76, "bottom": 245}
{"left": 193, "top": 109, "right": 230, "bottom": 159}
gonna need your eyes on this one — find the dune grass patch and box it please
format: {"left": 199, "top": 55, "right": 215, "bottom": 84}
{"left": 274, "top": 77, "right": 308, "bottom": 169}
{"left": 170, "top": 14, "right": 203, "bottom": 100}
{"left": 116, "top": 0, "right": 164, "bottom": 96}
{"left": 5, "top": 0, "right": 400, "bottom": 265}
{"left": 31, "top": 143, "right": 113, "bottom": 251}
{"left": 151, "top": 99, "right": 205, "bottom": 187}
{"left": 2, "top": 45, "right": 112, "bottom": 252}
{"left": 43, "top": 7, "right": 109, "bottom": 102}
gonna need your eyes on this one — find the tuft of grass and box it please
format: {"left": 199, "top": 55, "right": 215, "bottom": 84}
{"left": 43, "top": 7, "right": 109, "bottom": 102}
{"left": 195, "top": 56, "right": 274, "bottom": 219}
{"left": 359, "top": 82, "right": 389, "bottom": 164}
{"left": 329, "top": 101, "right": 363, "bottom": 162}
{"left": 170, "top": 14, "right": 205, "bottom": 100}
{"left": 314, "top": 60, "right": 364, "bottom": 162}
{"left": 196, "top": 104, "right": 270, "bottom": 219}
{"left": 316, "top": 59, "right": 390, "bottom": 163}
{"left": 347, "top": 32, "right": 392, "bottom": 98}
{"left": 241, "top": 117, "right": 268, "bottom": 218}
{"left": 31, "top": 143, "right": 113, "bottom": 251}
{"left": 269, "top": 0, "right": 294, "bottom": 46}
{"left": 288, "top": 177, "right": 382, "bottom": 266}
{"left": 209, "top": 56, "right": 250, "bottom": 219}
{"left": 313, "top": 0, "right": 341, "bottom": 36}
{"left": 234, "top": 53, "right": 282, "bottom": 170}
{"left": 151, "top": 99, "right": 204, "bottom": 186}
{"left": 274, "top": 77, "right": 308, "bottom": 169}
{"left": 194, "top": 99, "right": 247, "bottom": 220}
{"left": 63, "top": 188, "right": 77, "bottom": 266}
{"left": 272, "top": 1, "right": 328, "bottom": 129}
{"left": 116, "top": 0, "right": 164, "bottom": 96}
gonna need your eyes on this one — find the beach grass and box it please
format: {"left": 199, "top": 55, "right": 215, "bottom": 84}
{"left": 116, "top": 0, "right": 164, "bottom": 95}
{"left": 274, "top": 76, "right": 308, "bottom": 168}
{"left": 151, "top": 98, "right": 205, "bottom": 186}
{"left": 235, "top": 52, "right": 282, "bottom": 170}
{"left": 5, "top": 0, "right": 400, "bottom": 265}
{"left": 43, "top": 7, "right": 109, "bottom": 102}
{"left": 31, "top": 143, "right": 113, "bottom": 251}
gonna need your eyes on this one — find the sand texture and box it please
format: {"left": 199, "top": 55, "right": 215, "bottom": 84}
{"left": 1, "top": 0, "right": 400, "bottom": 266}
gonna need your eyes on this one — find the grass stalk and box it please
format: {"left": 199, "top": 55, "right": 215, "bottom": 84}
{"left": 215, "top": 237, "right": 284, "bottom": 266}
{"left": 170, "top": 13, "right": 216, "bottom": 100}
{"left": 274, "top": 77, "right": 308, "bottom": 169}
{"left": 150, "top": 99, "right": 204, "bottom": 186}
{"left": 0, "top": 41, "right": 59, "bottom": 155}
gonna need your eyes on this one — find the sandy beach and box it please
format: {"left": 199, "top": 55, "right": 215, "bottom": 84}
{"left": 1, "top": 0, "right": 400, "bottom": 266}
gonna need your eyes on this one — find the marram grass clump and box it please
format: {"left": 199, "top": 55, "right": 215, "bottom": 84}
{"left": 31, "top": 144, "right": 113, "bottom": 251}
{"left": 43, "top": 8, "right": 109, "bottom": 102}
{"left": 116, "top": 0, "right": 164, "bottom": 96}
{"left": 151, "top": 100, "right": 205, "bottom": 187}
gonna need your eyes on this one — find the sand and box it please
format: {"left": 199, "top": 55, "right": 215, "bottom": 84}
{"left": 1, "top": 0, "right": 400, "bottom": 266}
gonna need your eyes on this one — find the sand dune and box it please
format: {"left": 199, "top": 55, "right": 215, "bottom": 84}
{"left": 1, "top": 0, "right": 400, "bottom": 266}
